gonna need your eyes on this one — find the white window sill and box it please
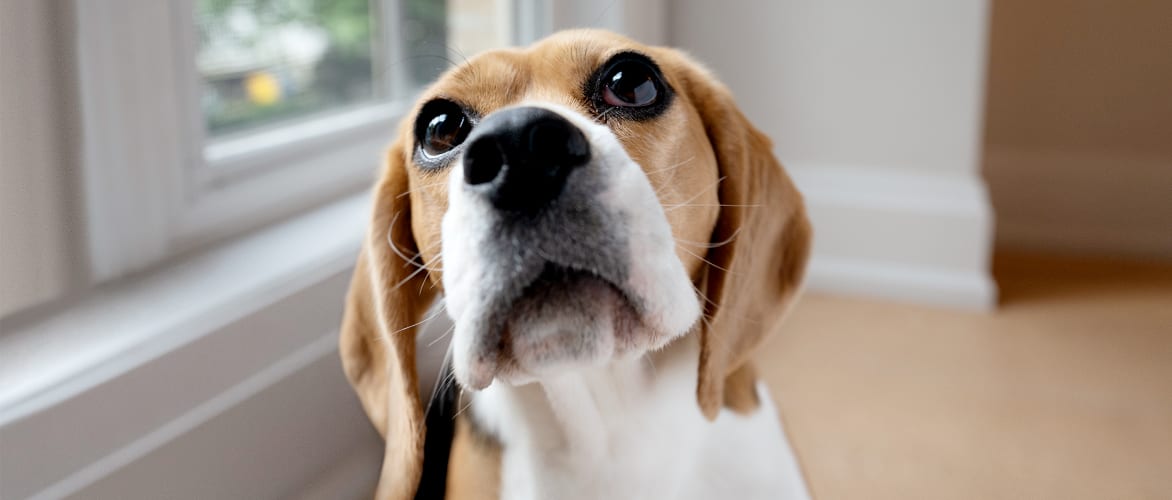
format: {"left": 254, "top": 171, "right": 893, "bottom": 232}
{"left": 0, "top": 193, "right": 372, "bottom": 499}
{"left": 0, "top": 194, "right": 368, "bottom": 412}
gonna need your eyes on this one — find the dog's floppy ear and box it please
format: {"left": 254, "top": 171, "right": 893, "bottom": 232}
{"left": 676, "top": 59, "right": 813, "bottom": 420}
{"left": 340, "top": 137, "right": 437, "bottom": 499}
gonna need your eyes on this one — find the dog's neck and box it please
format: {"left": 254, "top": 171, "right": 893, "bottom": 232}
{"left": 468, "top": 334, "right": 708, "bottom": 500}
{"left": 463, "top": 332, "right": 810, "bottom": 500}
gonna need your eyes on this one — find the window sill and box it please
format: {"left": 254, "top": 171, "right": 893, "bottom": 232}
{"left": 0, "top": 193, "right": 372, "bottom": 498}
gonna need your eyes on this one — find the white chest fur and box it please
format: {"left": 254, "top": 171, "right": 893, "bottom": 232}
{"left": 468, "top": 335, "right": 811, "bottom": 500}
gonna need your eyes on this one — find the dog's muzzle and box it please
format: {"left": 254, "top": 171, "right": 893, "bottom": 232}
{"left": 442, "top": 103, "right": 700, "bottom": 389}
{"left": 462, "top": 106, "right": 592, "bottom": 213}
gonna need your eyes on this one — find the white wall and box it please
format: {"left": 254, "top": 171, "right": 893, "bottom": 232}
{"left": 670, "top": 0, "right": 987, "bottom": 176}
{"left": 0, "top": 0, "right": 81, "bottom": 318}
{"left": 546, "top": 0, "right": 668, "bottom": 46}
{"left": 983, "top": 0, "right": 1172, "bottom": 259}
{"left": 670, "top": 0, "right": 996, "bottom": 308}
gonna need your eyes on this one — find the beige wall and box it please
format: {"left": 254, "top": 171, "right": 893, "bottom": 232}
{"left": 983, "top": 0, "right": 1172, "bottom": 258}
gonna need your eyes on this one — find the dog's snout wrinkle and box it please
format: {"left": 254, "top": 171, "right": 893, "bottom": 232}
{"left": 463, "top": 106, "right": 591, "bottom": 213}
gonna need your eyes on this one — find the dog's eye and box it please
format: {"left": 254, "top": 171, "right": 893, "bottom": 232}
{"left": 602, "top": 60, "right": 660, "bottom": 107}
{"left": 424, "top": 112, "right": 470, "bottom": 156}
{"left": 416, "top": 99, "right": 472, "bottom": 159}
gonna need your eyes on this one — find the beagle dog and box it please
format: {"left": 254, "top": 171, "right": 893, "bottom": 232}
{"left": 340, "top": 30, "right": 812, "bottom": 500}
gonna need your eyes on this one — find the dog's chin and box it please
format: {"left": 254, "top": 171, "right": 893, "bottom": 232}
{"left": 454, "top": 263, "right": 672, "bottom": 389}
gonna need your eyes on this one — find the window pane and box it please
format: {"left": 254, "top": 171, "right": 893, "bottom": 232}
{"left": 402, "top": 0, "right": 449, "bottom": 88}
{"left": 197, "top": 0, "right": 377, "bottom": 137}
{"left": 445, "top": 0, "right": 510, "bottom": 59}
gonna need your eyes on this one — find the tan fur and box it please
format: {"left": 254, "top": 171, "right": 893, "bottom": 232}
{"left": 446, "top": 416, "right": 502, "bottom": 499}
{"left": 338, "top": 29, "right": 810, "bottom": 499}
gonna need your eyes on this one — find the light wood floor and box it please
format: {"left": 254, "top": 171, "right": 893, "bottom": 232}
{"left": 757, "top": 253, "right": 1172, "bottom": 499}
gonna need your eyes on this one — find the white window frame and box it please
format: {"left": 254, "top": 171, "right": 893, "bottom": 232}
{"left": 76, "top": 0, "right": 424, "bottom": 282}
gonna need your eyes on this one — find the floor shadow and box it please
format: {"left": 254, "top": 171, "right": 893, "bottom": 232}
{"left": 993, "top": 251, "right": 1172, "bottom": 308}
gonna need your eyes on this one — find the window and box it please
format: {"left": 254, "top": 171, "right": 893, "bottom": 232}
{"left": 75, "top": 0, "right": 515, "bottom": 282}
{"left": 196, "top": 0, "right": 385, "bottom": 137}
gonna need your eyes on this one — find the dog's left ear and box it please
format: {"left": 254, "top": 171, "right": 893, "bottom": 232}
{"left": 673, "top": 56, "right": 813, "bottom": 420}
{"left": 339, "top": 137, "right": 438, "bottom": 499}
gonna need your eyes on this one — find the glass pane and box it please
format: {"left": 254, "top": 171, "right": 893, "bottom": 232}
{"left": 197, "top": 0, "right": 378, "bottom": 137}
{"left": 402, "top": 0, "right": 449, "bottom": 88}
{"left": 398, "top": 0, "right": 510, "bottom": 88}
{"left": 445, "top": 0, "right": 510, "bottom": 59}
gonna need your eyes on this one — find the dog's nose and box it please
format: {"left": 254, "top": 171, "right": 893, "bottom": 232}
{"left": 462, "top": 107, "right": 591, "bottom": 212}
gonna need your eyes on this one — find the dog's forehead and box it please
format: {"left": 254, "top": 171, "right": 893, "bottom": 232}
{"left": 422, "top": 31, "right": 655, "bottom": 115}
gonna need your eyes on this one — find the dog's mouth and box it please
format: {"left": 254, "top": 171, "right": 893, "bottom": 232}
{"left": 507, "top": 261, "right": 644, "bottom": 327}
{"left": 474, "top": 261, "right": 646, "bottom": 385}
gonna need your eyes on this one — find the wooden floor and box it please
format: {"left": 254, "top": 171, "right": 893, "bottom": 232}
{"left": 758, "top": 253, "right": 1172, "bottom": 499}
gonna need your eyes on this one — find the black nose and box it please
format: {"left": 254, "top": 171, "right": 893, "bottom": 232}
{"left": 462, "top": 107, "right": 591, "bottom": 213}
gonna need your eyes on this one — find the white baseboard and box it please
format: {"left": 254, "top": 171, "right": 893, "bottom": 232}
{"left": 791, "top": 164, "right": 997, "bottom": 310}
{"left": 806, "top": 256, "right": 996, "bottom": 310}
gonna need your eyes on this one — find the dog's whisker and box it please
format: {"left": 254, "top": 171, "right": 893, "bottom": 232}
{"left": 453, "top": 393, "right": 475, "bottom": 420}
{"left": 424, "top": 344, "right": 455, "bottom": 418}
{"left": 396, "top": 179, "right": 450, "bottom": 200}
{"left": 693, "top": 305, "right": 738, "bottom": 359}
{"left": 386, "top": 301, "right": 448, "bottom": 337}
{"left": 427, "top": 321, "right": 457, "bottom": 348}
{"left": 658, "top": 175, "right": 727, "bottom": 209}
{"left": 651, "top": 173, "right": 725, "bottom": 203}
{"left": 642, "top": 156, "right": 696, "bottom": 177}
{"left": 420, "top": 262, "right": 444, "bottom": 292}
{"left": 688, "top": 286, "right": 735, "bottom": 360}
{"left": 593, "top": 105, "right": 620, "bottom": 122}
{"left": 664, "top": 203, "right": 761, "bottom": 211}
{"left": 679, "top": 245, "right": 739, "bottom": 275}
{"left": 390, "top": 262, "right": 432, "bottom": 292}
{"left": 386, "top": 215, "right": 446, "bottom": 276}
{"left": 690, "top": 281, "right": 721, "bottom": 310}
{"left": 424, "top": 237, "right": 446, "bottom": 291}
{"left": 441, "top": 42, "right": 472, "bottom": 66}
{"left": 386, "top": 213, "right": 432, "bottom": 270}
{"left": 377, "top": 49, "right": 474, "bottom": 88}
{"left": 674, "top": 226, "right": 744, "bottom": 250}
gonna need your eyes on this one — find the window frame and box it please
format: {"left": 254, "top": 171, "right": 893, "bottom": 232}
{"left": 75, "top": 0, "right": 434, "bottom": 282}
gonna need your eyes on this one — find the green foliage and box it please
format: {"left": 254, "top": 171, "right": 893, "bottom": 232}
{"left": 198, "top": 0, "right": 374, "bottom": 56}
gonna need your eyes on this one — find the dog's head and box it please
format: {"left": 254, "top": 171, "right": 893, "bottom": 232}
{"left": 340, "top": 29, "right": 810, "bottom": 498}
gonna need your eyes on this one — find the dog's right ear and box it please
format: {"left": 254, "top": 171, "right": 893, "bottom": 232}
{"left": 340, "top": 137, "right": 437, "bottom": 500}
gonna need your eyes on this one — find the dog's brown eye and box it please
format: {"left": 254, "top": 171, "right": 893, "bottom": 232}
{"left": 415, "top": 99, "right": 473, "bottom": 159}
{"left": 602, "top": 60, "right": 659, "bottom": 107}
{"left": 424, "top": 112, "right": 470, "bottom": 156}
